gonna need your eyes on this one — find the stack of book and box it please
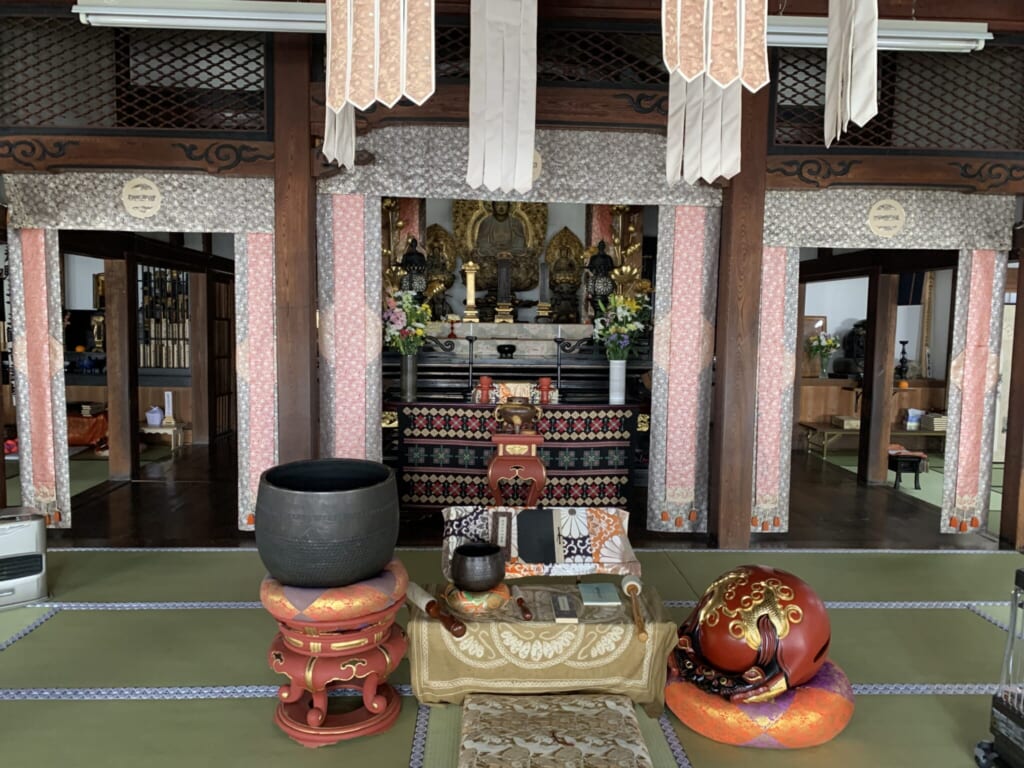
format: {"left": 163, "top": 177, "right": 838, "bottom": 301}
{"left": 921, "top": 414, "right": 948, "bottom": 432}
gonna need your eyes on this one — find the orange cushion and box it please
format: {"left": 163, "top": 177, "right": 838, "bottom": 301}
{"left": 260, "top": 559, "right": 408, "bottom": 624}
{"left": 666, "top": 661, "right": 854, "bottom": 749}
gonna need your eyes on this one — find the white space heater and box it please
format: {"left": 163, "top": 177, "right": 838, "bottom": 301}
{"left": 0, "top": 508, "right": 47, "bottom": 610}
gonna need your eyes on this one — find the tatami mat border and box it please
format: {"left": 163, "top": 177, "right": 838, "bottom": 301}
{"left": 409, "top": 704, "right": 430, "bottom": 768}
{"left": 22, "top": 599, "right": 1010, "bottom": 612}
{"left": 665, "top": 600, "right": 1010, "bottom": 609}
{"left": 0, "top": 682, "right": 1002, "bottom": 702}
{"left": 852, "top": 683, "right": 999, "bottom": 695}
{"left": 659, "top": 713, "right": 694, "bottom": 767}
{"left": 48, "top": 546, "right": 1014, "bottom": 554}
{"left": 0, "top": 608, "right": 58, "bottom": 651}
{"left": 643, "top": 547, "right": 1013, "bottom": 554}
{"left": 29, "top": 601, "right": 263, "bottom": 610}
{"left": 0, "top": 684, "right": 416, "bottom": 701}
{"left": 968, "top": 604, "right": 1015, "bottom": 633}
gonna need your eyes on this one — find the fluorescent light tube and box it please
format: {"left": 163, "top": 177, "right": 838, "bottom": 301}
{"left": 766, "top": 16, "right": 992, "bottom": 53}
{"left": 72, "top": 0, "right": 326, "bottom": 33}
{"left": 72, "top": 2, "right": 993, "bottom": 54}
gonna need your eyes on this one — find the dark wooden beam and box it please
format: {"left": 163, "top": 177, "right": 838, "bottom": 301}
{"left": 0, "top": 136, "right": 273, "bottom": 177}
{"left": 311, "top": 83, "right": 669, "bottom": 140}
{"left": 104, "top": 257, "right": 140, "bottom": 480}
{"left": 60, "top": 231, "right": 234, "bottom": 275}
{"left": 800, "top": 249, "right": 959, "bottom": 280}
{"left": 437, "top": 0, "right": 1024, "bottom": 28}
{"left": 767, "top": 154, "right": 1024, "bottom": 195}
{"left": 189, "top": 273, "right": 210, "bottom": 445}
{"left": 1000, "top": 225, "right": 1024, "bottom": 549}
{"left": 274, "top": 33, "right": 318, "bottom": 462}
{"left": 857, "top": 271, "right": 899, "bottom": 484}
{"left": 708, "top": 85, "right": 770, "bottom": 549}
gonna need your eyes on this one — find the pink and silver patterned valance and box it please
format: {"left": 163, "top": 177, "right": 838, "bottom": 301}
{"left": 322, "top": 0, "right": 436, "bottom": 168}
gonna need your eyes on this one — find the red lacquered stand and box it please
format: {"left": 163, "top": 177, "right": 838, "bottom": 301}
{"left": 265, "top": 594, "right": 408, "bottom": 747}
{"left": 486, "top": 433, "right": 547, "bottom": 506}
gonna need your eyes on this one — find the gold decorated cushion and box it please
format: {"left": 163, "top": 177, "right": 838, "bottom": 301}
{"left": 260, "top": 559, "right": 408, "bottom": 624}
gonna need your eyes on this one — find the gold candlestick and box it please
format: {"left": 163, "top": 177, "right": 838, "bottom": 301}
{"left": 463, "top": 260, "right": 479, "bottom": 323}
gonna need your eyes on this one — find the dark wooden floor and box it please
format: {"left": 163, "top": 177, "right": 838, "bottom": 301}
{"left": 46, "top": 439, "right": 1001, "bottom": 550}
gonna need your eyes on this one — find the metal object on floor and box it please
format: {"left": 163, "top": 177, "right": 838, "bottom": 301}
{"left": 978, "top": 568, "right": 1024, "bottom": 767}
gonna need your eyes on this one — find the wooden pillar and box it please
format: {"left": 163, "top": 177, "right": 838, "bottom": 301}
{"left": 273, "top": 33, "right": 318, "bottom": 462}
{"left": 1000, "top": 228, "right": 1024, "bottom": 549}
{"left": 104, "top": 257, "right": 139, "bottom": 480}
{"left": 857, "top": 271, "right": 898, "bottom": 484}
{"left": 708, "top": 86, "right": 770, "bottom": 549}
{"left": 189, "top": 272, "right": 210, "bottom": 445}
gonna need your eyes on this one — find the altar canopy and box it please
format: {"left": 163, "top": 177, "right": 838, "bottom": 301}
{"left": 825, "top": 0, "right": 879, "bottom": 147}
{"left": 663, "top": 0, "right": 769, "bottom": 185}
{"left": 466, "top": 0, "right": 539, "bottom": 194}
{"left": 322, "top": 0, "right": 437, "bottom": 168}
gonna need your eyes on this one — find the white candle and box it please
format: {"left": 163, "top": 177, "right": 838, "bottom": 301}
{"left": 556, "top": 324, "right": 562, "bottom": 338}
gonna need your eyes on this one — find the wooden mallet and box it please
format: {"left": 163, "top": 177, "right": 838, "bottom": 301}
{"left": 407, "top": 582, "right": 466, "bottom": 638}
{"left": 621, "top": 576, "right": 648, "bottom": 642}
{"left": 511, "top": 585, "right": 533, "bottom": 621}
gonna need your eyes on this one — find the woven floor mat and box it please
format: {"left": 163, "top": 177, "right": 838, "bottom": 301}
{"left": 459, "top": 693, "right": 652, "bottom": 767}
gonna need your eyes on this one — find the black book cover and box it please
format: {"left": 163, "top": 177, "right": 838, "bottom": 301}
{"left": 516, "top": 507, "right": 557, "bottom": 564}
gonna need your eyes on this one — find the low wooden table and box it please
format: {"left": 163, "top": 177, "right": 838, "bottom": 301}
{"left": 407, "top": 581, "right": 676, "bottom": 715}
{"left": 799, "top": 421, "right": 946, "bottom": 459}
{"left": 138, "top": 422, "right": 187, "bottom": 452}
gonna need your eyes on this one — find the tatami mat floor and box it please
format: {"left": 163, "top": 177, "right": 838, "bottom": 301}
{"left": 1, "top": 547, "right": 1021, "bottom": 767}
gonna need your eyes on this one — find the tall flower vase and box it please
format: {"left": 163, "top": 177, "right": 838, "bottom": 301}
{"left": 818, "top": 355, "right": 829, "bottom": 379}
{"left": 608, "top": 359, "right": 626, "bottom": 405}
{"left": 400, "top": 353, "right": 418, "bottom": 402}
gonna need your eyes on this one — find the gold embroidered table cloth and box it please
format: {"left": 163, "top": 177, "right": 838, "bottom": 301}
{"left": 408, "top": 582, "right": 676, "bottom": 716}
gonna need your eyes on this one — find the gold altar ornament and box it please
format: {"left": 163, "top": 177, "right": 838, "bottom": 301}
{"left": 611, "top": 265, "right": 642, "bottom": 298}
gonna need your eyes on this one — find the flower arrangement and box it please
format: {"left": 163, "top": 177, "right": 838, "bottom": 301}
{"left": 383, "top": 290, "right": 431, "bottom": 355}
{"left": 806, "top": 332, "right": 841, "bottom": 358}
{"left": 593, "top": 294, "right": 651, "bottom": 360}
{"left": 806, "top": 332, "right": 841, "bottom": 376}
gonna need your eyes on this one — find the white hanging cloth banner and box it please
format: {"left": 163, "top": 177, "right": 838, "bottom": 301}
{"left": 667, "top": 72, "right": 742, "bottom": 185}
{"left": 323, "top": 0, "right": 437, "bottom": 168}
{"left": 662, "top": 0, "right": 769, "bottom": 185}
{"left": 466, "top": 0, "right": 538, "bottom": 194}
{"left": 824, "top": 0, "right": 878, "bottom": 147}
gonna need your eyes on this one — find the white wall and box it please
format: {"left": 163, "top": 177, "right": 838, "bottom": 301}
{"left": 804, "top": 276, "right": 868, "bottom": 346}
{"left": 64, "top": 254, "right": 105, "bottom": 310}
{"left": 804, "top": 269, "right": 954, "bottom": 379}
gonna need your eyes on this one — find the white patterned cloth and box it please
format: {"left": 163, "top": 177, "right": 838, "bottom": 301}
{"left": 323, "top": 0, "right": 437, "bottom": 168}
{"left": 663, "top": 0, "right": 768, "bottom": 185}
{"left": 824, "top": 0, "right": 879, "bottom": 147}
{"left": 466, "top": 0, "right": 539, "bottom": 193}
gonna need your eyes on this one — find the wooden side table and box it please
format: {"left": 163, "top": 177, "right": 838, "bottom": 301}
{"left": 487, "top": 433, "right": 546, "bottom": 506}
{"left": 139, "top": 422, "right": 186, "bottom": 452}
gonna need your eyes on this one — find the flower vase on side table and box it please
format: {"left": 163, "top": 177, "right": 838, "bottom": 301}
{"left": 819, "top": 355, "right": 830, "bottom": 379}
{"left": 609, "top": 360, "right": 626, "bottom": 405}
{"left": 400, "top": 353, "right": 418, "bottom": 402}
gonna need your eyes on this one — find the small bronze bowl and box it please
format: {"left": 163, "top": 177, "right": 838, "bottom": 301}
{"left": 451, "top": 542, "right": 505, "bottom": 593}
{"left": 497, "top": 344, "right": 516, "bottom": 359}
